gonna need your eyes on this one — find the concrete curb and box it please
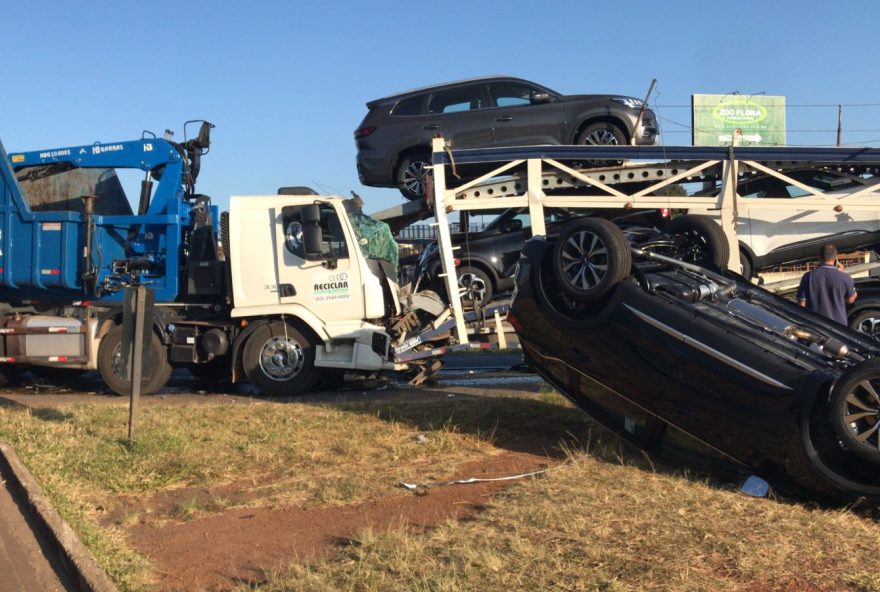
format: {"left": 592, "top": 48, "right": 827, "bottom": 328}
{"left": 0, "top": 440, "right": 119, "bottom": 592}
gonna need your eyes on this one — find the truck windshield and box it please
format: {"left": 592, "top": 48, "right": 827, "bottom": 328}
{"left": 345, "top": 205, "right": 399, "bottom": 269}
{"left": 14, "top": 164, "right": 133, "bottom": 215}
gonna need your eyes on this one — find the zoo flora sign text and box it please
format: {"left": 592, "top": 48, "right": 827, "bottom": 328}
{"left": 692, "top": 94, "right": 786, "bottom": 146}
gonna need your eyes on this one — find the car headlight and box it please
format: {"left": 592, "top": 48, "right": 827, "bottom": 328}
{"left": 611, "top": 97, "right": 644, "bottom": 110}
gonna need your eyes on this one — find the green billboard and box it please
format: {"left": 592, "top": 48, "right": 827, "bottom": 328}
{"left": 692, "top": 94, "right": 786, "bottom": 146}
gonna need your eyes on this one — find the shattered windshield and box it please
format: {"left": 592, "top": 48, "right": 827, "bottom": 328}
{"left": 345, "top": 200, "right": 399, "bottom": 269}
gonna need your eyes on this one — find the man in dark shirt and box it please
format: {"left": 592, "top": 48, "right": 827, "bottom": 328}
{"left": 797, "top": 243, "right": 857, "bottom": 325}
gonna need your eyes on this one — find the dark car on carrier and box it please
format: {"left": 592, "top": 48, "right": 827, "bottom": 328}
{"left": 509, "top": 216, "right": 880, "bottom": 502}
{"left": 415, "top": 207, "right": 726, "bottom": 306}
{"left": 355, "top": 76, "right": 659, "bottom": 200}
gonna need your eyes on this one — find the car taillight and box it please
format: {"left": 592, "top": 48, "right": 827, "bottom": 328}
{"left": 354, "top": 126, "right": 376, "bottom": 139}
{"left": 507, "top": 311, "right": 524, "bottom": 333}
{"left": 453, "top": 258, "right": 461, "bottom": 267}
{"left": 659, "top": 208, "right": 670, "bottom": 218}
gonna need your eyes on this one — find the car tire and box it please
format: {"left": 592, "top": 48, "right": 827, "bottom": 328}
{"left": 396, "top": 151, "right": 432, "bottom": 201}
{"left": 553, "top": 218, "right": 631, "bottom": 302}
{"left": 457, "top": 266, "right": 493, "bottom": 306}
{"left": 739, "top": 249, "right": 754, "bottom": 280}
{"left": 243, "top": 320, "right": 320, "bottom": 397}
{"left": 829, "top": 360, "right": 880, "bottom": 465}
{"left": 666, "top": 215, "right": 730, "bottom": 270}
{"left": 97, "top": 325, "right": 173, "bottom": 396}
{"left": 576, "top": 122, "right": 627, "bottom": 147}
{"left": 849, "top": 309, "right": 880, "bottom": 340}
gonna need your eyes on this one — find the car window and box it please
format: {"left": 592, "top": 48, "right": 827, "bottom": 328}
{"left": 428, "top": 86, "right": 484, "bottom": 114}
{"left": 391, "top": 95, "right": 423, "bottom": 116}
{"left": 489, "top": 83, "right": 537, "bottom": 107}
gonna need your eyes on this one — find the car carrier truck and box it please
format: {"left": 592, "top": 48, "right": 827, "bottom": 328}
{"left": 0, "top": 124, "right": 487, "bottom": 397}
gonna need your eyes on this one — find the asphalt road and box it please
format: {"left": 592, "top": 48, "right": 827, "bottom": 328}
{"left": 0, "top": 462, "right": 74, "bottom": 592}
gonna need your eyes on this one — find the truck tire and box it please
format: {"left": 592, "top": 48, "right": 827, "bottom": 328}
{"left": 97, "top": 325, "right": 173, "bottom": 396}
{"left": 242, "top": 320, "right": 320, "bottom": 397}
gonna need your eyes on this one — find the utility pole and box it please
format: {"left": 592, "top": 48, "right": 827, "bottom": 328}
{"left": 836, "top": 105, "right": 843, "bottom": 147}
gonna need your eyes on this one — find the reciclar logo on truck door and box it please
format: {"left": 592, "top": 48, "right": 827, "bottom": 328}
{"left": 313, "top": 272, "right": 351, "bottom": 303}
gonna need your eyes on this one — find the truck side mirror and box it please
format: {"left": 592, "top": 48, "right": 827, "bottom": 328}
{"left": 301, "top": 204, "right": 323, "bottom": 258}
{"left": 302, "top": 204, "right": 321, "bottom": 224}
{"left": 303, "top": 223, "right": 323, "bottom": 257}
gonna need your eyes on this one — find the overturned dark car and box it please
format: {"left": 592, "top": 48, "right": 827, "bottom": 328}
{"left": 509, "top": 217, "right": 880, "bottom": 502}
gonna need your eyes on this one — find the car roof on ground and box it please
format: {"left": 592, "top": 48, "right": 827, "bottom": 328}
{"left": 366, "top": 76, "right": 550, "bottom": 107}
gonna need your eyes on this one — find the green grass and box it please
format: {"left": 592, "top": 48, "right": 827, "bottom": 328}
{"left": 0, "top": 391, "right": 588, "bottom": 590}
{"left": 237, "top": 442, "right": 880, "bottom": 592}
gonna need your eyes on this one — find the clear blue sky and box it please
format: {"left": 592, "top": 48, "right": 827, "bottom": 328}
{"left": 4, "top": 0, "right": 880, "bottom": 213}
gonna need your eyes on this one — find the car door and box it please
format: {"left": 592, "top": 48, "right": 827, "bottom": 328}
{"left": 423, "top": 84, "right": 494, "bottom": 148}
{"left": 787, "top": 171, "right": 880, "bottom": 253}
{"left": 734, "top": 175, "right": 807, "bottom": 263}
{"left": 488, "top": 81, "right": 567, "bottom": 146}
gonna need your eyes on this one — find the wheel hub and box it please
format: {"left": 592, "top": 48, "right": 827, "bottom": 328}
{"left": 560, "top": 230, "right": 608, "bottom": 290}
{"left": 259, "top": 336, "right": 304, "bottom": 381}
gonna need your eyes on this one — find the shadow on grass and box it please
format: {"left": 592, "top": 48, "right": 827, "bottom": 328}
{"left": 31, "top": 408, "right": 74, "bottom": 422}
{"left": 319, "top": 391, "right": 758, "bottom": 500}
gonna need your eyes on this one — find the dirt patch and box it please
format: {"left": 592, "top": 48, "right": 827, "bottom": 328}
{"left": 125, "top": 450, "right": 552, "bottom": 591}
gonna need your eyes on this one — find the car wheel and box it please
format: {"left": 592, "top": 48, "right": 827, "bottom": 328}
{"left": 553, "top": 218, "right": 631, "bottom": 302}
{"left": 739, "top": 249, "right": 754, "bottom": 280}
{"left": 396, "top": 151, "right": 432, "bottom": 201}
{"left": 97, "top": 325, "right": 173, "bottom": 396}
{"left": 665, "top": 215, "right": 730, "bottom": 270}
{"left": 830, "top": 360, "right": 880, "bottom": 465}
{"left": 577, "top": 122, "right": 627, "bottom": 146}
{"left": 849, "top": 310, "right": 880, "bottom": 340}
{"left": 243, "top": 320, "right": 320, "bottom": 397}
{"left": 457, "top": 266, "right": 493, "bottom": 306}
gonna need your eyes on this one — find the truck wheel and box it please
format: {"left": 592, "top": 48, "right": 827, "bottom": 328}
{"left": 666, "top": 215, "right": 730, "bottom": 270}
{"left": 553, "top": 218, "right": 631, "bottom": 303}
{"left": 243, "top": 321, "right": 320, "bottom": 397}
{"left": 97, "top": 325, "right": 172, "bottom": 396}
{"left": 830, "top": 360, "right": 880, "bottom": 465}
{"left": 396, "top": 151, "right": 431, "bottom": 201}
{"left": 850, "top": 310, "right": 880, "bottom": 340}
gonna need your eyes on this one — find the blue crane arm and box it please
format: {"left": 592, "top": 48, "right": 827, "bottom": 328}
{"left": 8, "top": 139, "right": 183, "bottom": 172}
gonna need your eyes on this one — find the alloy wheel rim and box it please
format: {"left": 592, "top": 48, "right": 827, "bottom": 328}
{"left": 259, "top": 336, "right": 304, "bottom": 381}
{"left": 856, "top": 317, "right": 880, "bottom": 338}
{"left": 458, "top": 272, "right": 488, "bottom": 303}
{"left": 402, "top": 160, "right": 428, "bottom": 196}
{"left": 679, "top": 230, "right": 710, "bottom": 264}
{"left": 584, "top": 130, "right": 619, "bottom": 145}
{"left": 842, "top": 379, "right": 880, "bottom": 451}
{"left": 560, "top": 230, "right": 609, "bottom": 291}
